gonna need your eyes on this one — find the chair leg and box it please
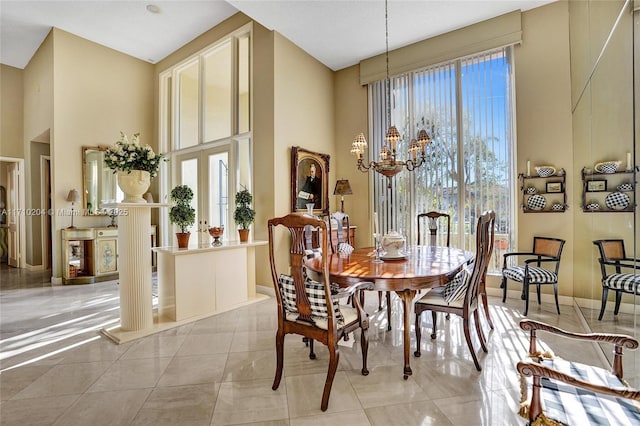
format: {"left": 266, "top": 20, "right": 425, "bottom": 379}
{"left": 598, "top": 287, "right": 609, "bottom": 320}
{"left": 309, "top": 339, "right": 316, "bottom": 360}
{"left": 474, "top": 310, "right": 488, "bottom": 353}
{"left": 536, "top": 284, "right": 541, "bottom": 305}
{"left": 414, "top": 312, "right": 422, "bottom": 357}
{"left": 321, "top": 344, "right": 340, "bottom": 411}
{"left": 463, "top": 317, "right": 482, "bottom": 371}
{"left": 614, "top": 291, "right": 623, "bottom": 315}
{"left": 501, "top": 276, "right": 508, "bottom": 302}
{"left": 430, "top": 311, "right": 437, "bottom": 339}
{"left": 360, "top": 327, "right": 370, "bottom": 376}
{"left": 481, "top": 290, "right": 494, "bottom": 330}
{"left": 524, "top": 283, "right": 530, "bottom": 316}
{"left": 378, "top": 291, "right": 383, "bottom": 310}
{"left": 273, "top": 330, "right": 285, "bottom": 390}
{"left": 386, "top": 292, "right": 392, "bottom": 331}
{"left": 553, "top": 284, "right": 560, "bottom": 314}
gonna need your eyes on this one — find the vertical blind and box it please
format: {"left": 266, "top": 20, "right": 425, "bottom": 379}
{"left": 370, "top": 46, "right": 515, "bottom": 272}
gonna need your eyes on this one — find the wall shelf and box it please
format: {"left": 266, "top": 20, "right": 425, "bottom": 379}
{"left": 519, "top": 169, "right": 567, "bottom": 213}
{"left": 581, "top": 166, "right": 637, "bottom": 213}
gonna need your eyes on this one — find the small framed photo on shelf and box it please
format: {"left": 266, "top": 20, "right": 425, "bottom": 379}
{"left": 586, "top": 180, "right": 607, "bottom": 192}
{"left": 546, "top": 182, "right": 562, "bottom": 193}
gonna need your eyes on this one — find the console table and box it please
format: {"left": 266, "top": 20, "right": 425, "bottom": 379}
{"left": 154, "top": 241, "right": 268, "bottom": 322}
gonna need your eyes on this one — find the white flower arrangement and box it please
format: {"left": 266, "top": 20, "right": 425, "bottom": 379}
{"left": 104, "top": 132, "right": 165, "bottom": 178}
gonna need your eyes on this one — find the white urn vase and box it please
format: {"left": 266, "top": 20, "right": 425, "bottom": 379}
{"left": 117, "top": 170, "right": 151, "bottom": 203}
{"left": 381, "top": 231, "right": 406, "bottom": 257}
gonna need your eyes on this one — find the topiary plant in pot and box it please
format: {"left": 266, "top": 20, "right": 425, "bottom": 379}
{"left": 233, "top": 187, "right": 256, "bottom": 242}
{"left": 169, "top": 185, "right": 196, "bottom": 248}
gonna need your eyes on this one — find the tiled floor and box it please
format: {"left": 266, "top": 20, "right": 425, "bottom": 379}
{"left": 0, "top": 267, "right": 612, "bottom": 425}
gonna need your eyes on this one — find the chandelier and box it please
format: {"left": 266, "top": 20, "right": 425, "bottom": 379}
{"left": 350, "top": 0, "right": 431, "bottom": 188}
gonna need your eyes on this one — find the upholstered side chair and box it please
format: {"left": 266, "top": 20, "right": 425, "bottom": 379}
{"left": 593, "top": 239, "right": 640, "bottom": 320}
{"left": 501, "top": 236, "right": 565, "bottom": 316}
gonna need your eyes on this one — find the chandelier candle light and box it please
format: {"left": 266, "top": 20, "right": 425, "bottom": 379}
{"left": 350, "top": 0, "right": 431, "bottom": 188}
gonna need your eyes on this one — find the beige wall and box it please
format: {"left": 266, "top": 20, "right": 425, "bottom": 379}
{"left": 49, "top": 28, "right": 154, "bottom": 278}
{"left": 334, "top": 65, "right": 369, "bottom": 248}
{"left": 0, "top": 64, "right": 24, "bottom": 159}
{"left": 23, "top": 31, "right": 54, "bottom": 267}
{"left": 260, "top": 31, "right": 336, "bottom": 282}
{"left": 252, "top": 24, "right": 275, "bottom": 286}
{"left": 510, "top": 1, "right": 575, "bottom": 296}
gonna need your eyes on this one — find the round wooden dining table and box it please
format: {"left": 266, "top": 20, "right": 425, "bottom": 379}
{"left": 306, "top": 245, "right": 473, "bottom": 379}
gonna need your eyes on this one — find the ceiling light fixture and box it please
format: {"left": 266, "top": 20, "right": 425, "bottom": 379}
{"left": 350, "top": 0, "right": 431, "bottom": 188}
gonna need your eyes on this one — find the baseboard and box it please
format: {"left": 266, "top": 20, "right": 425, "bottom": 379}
{"left": 574, "top": 296, "right": 637, "bottom": 315}
{"left": 256, "top": 284, "right": 274, "bottom": 297}
{"left": 51, "top": 276, "right": 63, "bottom": 285}
{"left": 25, "top": 263, "right": 45, "bottom": 271}
{"left": 485, "top": 287, "right": 573, "bottom": 306}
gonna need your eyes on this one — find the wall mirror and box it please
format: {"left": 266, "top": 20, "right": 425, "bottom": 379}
{"left": 82, "top": 146, "right": 120, "bottom": 215}
{"left": 570, "top": 0, "right": 638, "bottom": 385}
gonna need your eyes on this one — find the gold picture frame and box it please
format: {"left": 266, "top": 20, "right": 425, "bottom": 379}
{"left": 291, "top": 146, "right": 330, "bottom": 216}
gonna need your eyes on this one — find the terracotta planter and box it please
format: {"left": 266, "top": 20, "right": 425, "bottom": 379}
{"left": 238, "top": 229, "right": 249, "bottom": 242}
{"left": 176, "top": 232, "right": 190, "bottom": 248}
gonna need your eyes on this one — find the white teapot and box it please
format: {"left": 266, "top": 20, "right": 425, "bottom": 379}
{"left": 381, "top": 231, "right": 406, "bottom": 257}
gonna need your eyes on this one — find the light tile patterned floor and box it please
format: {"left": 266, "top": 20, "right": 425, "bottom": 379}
{"left": 0, "top": 268, "right": 614, "bottom": 425}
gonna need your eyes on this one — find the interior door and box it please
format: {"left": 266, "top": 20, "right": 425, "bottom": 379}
{"left": 174, "top": 146, "right": 232, "bottom": 245}
{"left": 7, "top": 162, "right": 19, "bottom": 267}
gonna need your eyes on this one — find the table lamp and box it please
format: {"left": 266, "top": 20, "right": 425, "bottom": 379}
{"left": 66, "top": 189, "right": 81, "bottom": 228}
{"left": 333, "top": 179, "right": 353, "bottom": 213}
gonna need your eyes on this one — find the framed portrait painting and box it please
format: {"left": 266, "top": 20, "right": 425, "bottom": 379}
{"left": 291, "top": 146, "right": 330, "bottom": 216}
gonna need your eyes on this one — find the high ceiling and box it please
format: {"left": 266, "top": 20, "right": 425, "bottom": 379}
{"left": 0, "top": 0, "right": 555, "bottom": 71}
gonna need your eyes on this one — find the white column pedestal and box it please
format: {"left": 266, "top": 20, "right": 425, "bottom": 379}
{"left": 101, "top": 202, "right": 168, "bottom": 343}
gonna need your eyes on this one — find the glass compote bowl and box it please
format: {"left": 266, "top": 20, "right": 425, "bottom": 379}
{"left": 208, "top": 226, "right": 224, "bottom": 246}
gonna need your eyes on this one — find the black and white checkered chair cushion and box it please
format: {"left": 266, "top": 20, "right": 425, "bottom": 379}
{"left": 521, "top": 357, "right": 640, "bottom": 425}
{"left": 277, "top": 274, "right": 344, "bottom": 325}
{"left": 503, "top": 265, "right": 557, "bottom": 284}
{"left": 278, "top": 274, "right": 299, "bottom": 313}
{"left": 604, "top": 273, "right": 640, "bottom": 293}
{"left": 442, "top": 262, "right": 474, "bottom": 303}
{"left": 305, "top": 279, "right": 344, "bottom": 324}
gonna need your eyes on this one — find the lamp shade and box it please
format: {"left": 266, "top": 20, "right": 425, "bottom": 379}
{"left": 66, "top": 189, "right": 81, "bottom": 203}
{"left": 333, "top": 179, "right": 353, "bottom": 196}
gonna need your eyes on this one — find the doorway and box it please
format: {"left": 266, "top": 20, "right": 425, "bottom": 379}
{"left": 0, "top": 157, "right": 26, "bottom": 269}
{"left": 173, "top": 145, "right": 232, "bottom": 245}
{"left": 41, "top": 156, "right": 52, "bottom": 269}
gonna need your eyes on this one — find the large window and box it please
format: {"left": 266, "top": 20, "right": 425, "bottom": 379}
{"left": 372, "top": 47, "right": 515, "bottom": 272}
{"left": 159, "top": 25, "right": 252, "bottom": 245}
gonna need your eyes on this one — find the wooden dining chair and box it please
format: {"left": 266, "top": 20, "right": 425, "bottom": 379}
{"left": 376, "top": 211, "right": 453, "bottom": 331}
{"left": 415, "top": 210, "right": 494, "bottom": 330}
{"left": 413, "top": 210, "right": 495, "bottom": 371}
{"left": 268, "top": 213, "right": 373, "bottom": 411}
{"left": 593, "top": 239, "right": 640, "bottom": 320}
{"left": 328, "top": 211, "right": 353, "bottom": 254}
{"left": 501, "top": 236, "right": 565, "bottom": 316}
{"left": 417, "top": 211, "right": 451, "bottom": 246}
